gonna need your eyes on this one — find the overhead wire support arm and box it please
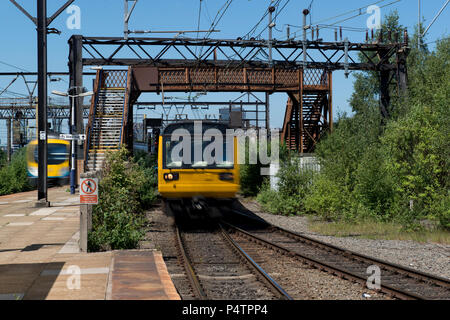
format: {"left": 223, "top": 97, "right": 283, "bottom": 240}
{"left": 422, "top": 0, "right": 450, "bottom": 38}
{"left": 10, "top": 0, "right": 74, "bottom": 27}
{"left": 124, "top": 0, "right": 138, "bottom": 40}
{"left": 0, "top": 75, "right": 19, "bottom": 97}
{"left": 47, "top": 0, "right": 75, "bottom": 25}
{"left": 9, "top": 0, "right": 37, "bottom": 25}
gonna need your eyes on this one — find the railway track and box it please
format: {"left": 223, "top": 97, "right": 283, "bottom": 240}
{"left": 174, "top": 224, "right": 292, "bottom": 300}
{"left": 222, "top": 212, "right": 450, "bottom": 300}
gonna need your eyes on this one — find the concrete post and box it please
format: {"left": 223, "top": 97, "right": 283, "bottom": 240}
{"left": 79, "top": 203, "right": 92, "bottom": 252}
{"left": 79, "top": 170, "right": 100, "bottom": 252}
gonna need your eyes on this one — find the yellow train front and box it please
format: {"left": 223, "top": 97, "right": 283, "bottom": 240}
{"left": 158, "top": 121, "right": 239, "bottom": 218}
{"left": 26, "top": 135, "right": 70, "bottom": 186}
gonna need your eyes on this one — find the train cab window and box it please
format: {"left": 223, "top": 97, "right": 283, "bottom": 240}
{"left": 34, "top": 144, "right": 69, "bottom": 165}
{"left": 164, "top": 137, "right": 234, "bottom": 169}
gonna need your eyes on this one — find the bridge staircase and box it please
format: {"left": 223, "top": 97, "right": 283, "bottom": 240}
{"left": 281, "top": 69, "right": 332, "bottom": 153}
{"left": 84, "top": 69, "right": 132, "bottom": 172}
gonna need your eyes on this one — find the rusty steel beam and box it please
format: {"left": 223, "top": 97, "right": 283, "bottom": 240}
{"left": 131, "top": 66, "right": 331, "bottom": 93}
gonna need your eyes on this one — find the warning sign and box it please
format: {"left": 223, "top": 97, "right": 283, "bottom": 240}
{"left": 80, "top": 178, "right": 98, "bottom": 204}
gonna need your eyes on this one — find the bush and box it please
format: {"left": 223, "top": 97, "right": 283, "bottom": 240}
{"left": 239, "top": 141, "right": 264, "bottom": 197}
{"left": 88, "top": 147, "right": 152, "bottom": 251}
{"left": 304, "top": 174, "right": 353, "bottom": 221}
{"left": 353, "top": 145, "right": 396, "bottom": 220}
{"left": 434, "top": 193, "right": 450, "bottom": 231}
{"left": 254, "top": 32, "right": 450, "bottom": 232}
{"left": 0, "top": 148, "right": 33, "bottom": 196}
{"left": 257, "top": 183, "right": 282, "bottom": 214}
{"left": 256, "top": 154, "right": 316, "bottom": 216}
{"left": 133, "top": 150, "right": 158, "bottom": 209}
{"left": 0, "top": 149, "right": 6, "bottom": 168}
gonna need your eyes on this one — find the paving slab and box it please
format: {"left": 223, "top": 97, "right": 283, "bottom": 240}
{"left": 0, "top": 188, "right": 181, "bottom": 300}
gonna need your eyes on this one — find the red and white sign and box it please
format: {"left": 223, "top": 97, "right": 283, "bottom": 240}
{"left": 80, "top": 178, "right": 98, "bottom": 204}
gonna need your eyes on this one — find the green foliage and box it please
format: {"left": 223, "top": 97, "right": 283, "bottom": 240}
{"left": 258, "top": 185, "right": 303, "bottom": 216}
{"left": 239, "top": 141, "right": 264, "bottom": 197}
{"left": 88, "top": 147, "right": 156, "bottom": 251}
{"left": 133, "top": 150, "right": 158, "bottom": 209}
{"left": 353, "top": 146, "right": 396, "bottom": 219}
{"left": 257, "top": 154, "right": 316, "bottom": 216}
{"left": 240, "top": 163, "right": 263, "bottom": 197}
{"left": 0, "top": 149, "right": 6, "bottom": 168}
{"left": 433, "top": 193, "right": 450, "bottom": 231}
{"left": 256, "top": 12, "right": 450, "bottom": 232}
{"left": 278, "top": 157, "right": 315, "bottom": 201}
{"left": 0, "top": 148, "right": 33, "bottom": 196}
{"left": 240, "top": 139, "right": 287, "bottom": 197}
{"left": 304, "top": 174, "right": 355, "bottom": 221}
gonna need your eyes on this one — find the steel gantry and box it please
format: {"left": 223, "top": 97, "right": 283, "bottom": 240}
{"left": 0, "top": 99, "right": 90, "bottom": 120}
{"left": 69, "top": 32, "right": 409, "bottom": 153}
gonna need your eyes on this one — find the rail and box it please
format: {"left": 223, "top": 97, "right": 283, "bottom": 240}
{"left": 219, "top": 224, "right": 293, "bottom": 300}
{"left": 222, "top": 215, "right": 450, "bottom": 300}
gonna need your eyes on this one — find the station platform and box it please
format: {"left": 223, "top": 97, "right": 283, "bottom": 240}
{"left": 0, "top": 188, "right": 180, "bottom": 300}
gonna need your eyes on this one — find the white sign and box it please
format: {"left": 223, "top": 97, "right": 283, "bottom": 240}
{"left": 39, "top": 131, "right": 46, "bottom": 140}
{"left": 60, "top": 134, "right": 86, "bottom": 141}
{"left": 80, "top": 178, "right": 98, "bottom": 204}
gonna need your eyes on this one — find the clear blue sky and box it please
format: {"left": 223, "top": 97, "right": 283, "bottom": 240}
{"left": 0, "top": 0, "right": 449, "bottom": 145}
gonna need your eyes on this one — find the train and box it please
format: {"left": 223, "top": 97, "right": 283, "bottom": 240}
{"left": 26, "top": 134, "right": 70, "bottom": 186}
{"left": 158, "top": 121, "right": 240, "bottom": 218}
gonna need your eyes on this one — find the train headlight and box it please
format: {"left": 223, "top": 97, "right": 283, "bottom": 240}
{"left": 164, "top": 172, "right": 179, "bottom": 181}
{"left": 219, "top": 173, "right": 234, "bottom": 181}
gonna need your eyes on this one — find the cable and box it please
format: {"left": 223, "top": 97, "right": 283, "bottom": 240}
{"left": 320, "top": 0, "right": 401, "bottom": 27}
{"left": 203, "top": 0, "right": 233, "bottom": 39}
{"left": 0, "top": 60, "right": 31, "bottom": 73}
{"left": 196, "top": 0, "right": 202, "bottom": 40}
{"left": 254, "top": 0, "right": 291, "bottom": 39}
{"left": 280, "top": 0, "right": 402, "bottom": 41}
{"left": 423, "top": 36, "right": 450, "bottom": 45}
{"left": 198, "top": 0, "right": 233, "bottom": 57}
{"left": 240, "top": 0, "right": 282, "bottom": 40}
{"left": 195, "top": 0, "right": 203, "bottom": 55}
{"left": 312, "top": 0, "right": 387, "bottom": 25}
{"left": 203, "top": 0, "right": 213, "bottom": 24}
{"left": 221, "top": 0, "right": 283, "bottom": 69}
{"left": 308, "top": 0, "right": 314, "bottom": 26}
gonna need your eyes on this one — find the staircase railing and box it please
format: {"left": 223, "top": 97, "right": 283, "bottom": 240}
{"left": 84, "top": 70, "right": 102, "bottom": 171}
{"left": 120, "top": 67, "right": 132, "bottom": 147}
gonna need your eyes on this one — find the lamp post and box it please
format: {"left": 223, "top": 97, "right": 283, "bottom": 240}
{"left": 52, "top": 88, "right": 93, "bottom": 194}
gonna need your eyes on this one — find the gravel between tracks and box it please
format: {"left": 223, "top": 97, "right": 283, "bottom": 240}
{"left": 240, "top": 198, "right": 450, "bottom": 281}
{"left": 141, "top": 203, "right": 389, "bottom": 300}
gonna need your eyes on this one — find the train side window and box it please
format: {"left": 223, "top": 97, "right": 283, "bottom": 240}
{"left": 34, "top": 144, "right": 69, "bottom": 165}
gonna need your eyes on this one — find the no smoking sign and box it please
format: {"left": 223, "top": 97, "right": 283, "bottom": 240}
{"left": 80, "top": 178, "right": 98, "bottom": 204}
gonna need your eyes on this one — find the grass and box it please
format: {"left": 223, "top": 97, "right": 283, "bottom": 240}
{"left": 308, "top": 218, "right": 450, "bottom": 245}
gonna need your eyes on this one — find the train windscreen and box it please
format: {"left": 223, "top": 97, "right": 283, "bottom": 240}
{"left": 163, "top": 122, "right": 234, "bottom": 169}
{"left": 33, "top": 144, "right": 69, "bottom": 165}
